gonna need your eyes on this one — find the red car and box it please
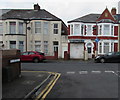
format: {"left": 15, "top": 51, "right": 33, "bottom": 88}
{"left": 20, "top": 51, "right": 46, "bottom": 63}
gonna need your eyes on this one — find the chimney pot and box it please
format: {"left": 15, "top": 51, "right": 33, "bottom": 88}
{"left": 34, "top": 4, "right": 40, "bottom": 11}
{"left": 111, "top": 8, "right": 116, "bottom": 15}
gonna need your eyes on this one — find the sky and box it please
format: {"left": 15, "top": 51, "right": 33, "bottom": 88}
{"left": 0, "top": 0, "right": 120, "bottom": 25}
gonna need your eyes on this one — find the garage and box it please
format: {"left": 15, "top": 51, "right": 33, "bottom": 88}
{"left": 70, "top": 43, "right": 84, "bottom": 59}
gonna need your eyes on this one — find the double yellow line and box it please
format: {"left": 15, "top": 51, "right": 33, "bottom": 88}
{"left": 22, "top": 71, "right": 61, "bottom": 100}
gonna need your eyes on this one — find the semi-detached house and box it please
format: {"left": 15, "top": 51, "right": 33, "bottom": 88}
{"left": 0, "top": 4, "right": 68, "bottom": 59}
{"left": 68, "top": 8, "right": 119, "bottom": 59}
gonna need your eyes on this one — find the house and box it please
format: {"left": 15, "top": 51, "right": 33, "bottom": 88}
{"left": 68, "top": 8, "right": 119, "bottom": 59}
{"left": 0, "top": 4, "right": 68, "bottom": 59}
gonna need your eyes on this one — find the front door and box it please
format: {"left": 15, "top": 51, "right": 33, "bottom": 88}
{"left": 87, "top": 43, "right": 92, "bottom": 58}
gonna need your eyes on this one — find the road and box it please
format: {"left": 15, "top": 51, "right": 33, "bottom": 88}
{"left": 21, "top": 60, "right": 120, "bottom": 99}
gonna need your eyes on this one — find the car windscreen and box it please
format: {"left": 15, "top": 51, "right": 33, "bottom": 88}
{"left": 37, "top": 52, "right": 45, "bottom": 56}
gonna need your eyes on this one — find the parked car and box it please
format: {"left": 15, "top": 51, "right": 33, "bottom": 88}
{"left": 20, "top": 51, "right": 46, "bottom": 63}
{"left": 94, "top": 52, "right": 120, "bottom": 63}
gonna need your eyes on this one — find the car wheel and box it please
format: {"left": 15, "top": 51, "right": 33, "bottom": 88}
{"left": 33, "top": 58, "right": 39, "bottom": 63}
{"left": 100, "top": 58, "right": 105, "bottom": 63}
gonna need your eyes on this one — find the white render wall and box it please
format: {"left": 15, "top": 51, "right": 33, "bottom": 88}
{"left": 1, "top": 19, "right": 67, "bottom": 58}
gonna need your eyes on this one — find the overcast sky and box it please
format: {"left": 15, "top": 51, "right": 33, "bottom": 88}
{"left": 0, "top": 0, "right": 120, "bottom": 24}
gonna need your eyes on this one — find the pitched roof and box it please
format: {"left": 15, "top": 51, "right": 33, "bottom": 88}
{"left": 68, "top": 14, "right": 100, "bottom": 23}
{"left": 0, "top": 9, "right": 62, "bottom": 21}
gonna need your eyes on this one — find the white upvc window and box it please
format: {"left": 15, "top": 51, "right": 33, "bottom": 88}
{"left": 53, "top": 24, "right": 58, "bottom": 34}
{"left": 81, "top": 24, "right": 84, "bottom": 35}
{"left": 19, "top": 41, "right": 24, "bottom": 52}
{"left": 111, "top": 25, "right": 114, "bottom": 35}
{"left": 87, "top": 25, "right": 92, "bottom": 35}
{"left": 0, "top": 22, "right": 3, "bottom": 35}
{"left": 35, "top": 22, "right": 41, "bottom": 34}
{"left": 9, "top": 22, "right": 16, "bottom": 34}
{"left": 103, "top": 42, "right": 109, "bottom": 54}
{"left": 10, "top": 41, "right": 16, "bottom": 49}
{"left": 70, "top": 24, "right": 73, "bottom": 35}
{"left": 44, "top": 22, "right": 49, "bottom": 34}
{"left": 19, "top": 22, "right": 24, "bottom": 34}
{"left": 103, "top": 24, "right": 110, "bottom": 35}
{"left": 98, "top": 25, "right": 102, "bottom": 35}
{"left": 44, "top": 41, "right": 48, "bottom": 55}
{"left": 74, "top": 24, "right": 80, "bottom": 35}
{"left": 35, "top": 41, "right": 41, "bottom": 51}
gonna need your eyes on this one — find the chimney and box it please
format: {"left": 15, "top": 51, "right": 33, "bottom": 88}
{"left": 34, "top": 3, "right": 40, "bottom": 11}
{"left": 111, "top": 8, "right": 116, "bottom": 15}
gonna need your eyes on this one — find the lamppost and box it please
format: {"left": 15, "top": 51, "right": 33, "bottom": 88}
{"left": 24, "top": 19, "right": 31, "bottom": 52}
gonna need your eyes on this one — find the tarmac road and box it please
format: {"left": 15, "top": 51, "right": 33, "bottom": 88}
{"left": 22, "top": 60, "right": 119, "bottom": 99}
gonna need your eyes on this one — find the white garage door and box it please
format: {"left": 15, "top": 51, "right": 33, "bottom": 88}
{"left": 70, "top": 43, "right": 84, "bottom": 59}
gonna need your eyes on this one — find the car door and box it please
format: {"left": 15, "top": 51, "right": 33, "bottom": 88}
{"left": 28, "top": 52, "right": 36, "bottom": 61}
{"left": 114, "top": 52, "right": 120, "bottom": 63}
{"left": 21, "top": 52, "right": 29, "bottom": 61}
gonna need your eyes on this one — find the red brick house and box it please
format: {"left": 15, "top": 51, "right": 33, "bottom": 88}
{"left": 67, "top": 8, "right": 119, "bottom": 59}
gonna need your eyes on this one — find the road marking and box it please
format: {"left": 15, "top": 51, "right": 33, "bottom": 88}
{"left": 91, "top": 71, "right": 101, "bottom": 74}
{"left": 35, "top": 73, "right": 61, "bottom": 100}
{"left": 104, "top": 71, "right": 114, "bottom": 73}
{"left": 67, "top": 71, "right": 75, "bottom": 74}
{"left": 79, "top": 71, "right": 88, "bottom": 74}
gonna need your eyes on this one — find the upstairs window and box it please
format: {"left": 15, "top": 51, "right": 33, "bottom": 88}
{"left": 111, "top": 25, "right": 113, "bottom": 35}
{"left": 19, "top": 22, "right": 24, "bottom": 34}
{"left": 87, "top": 25, "right": 92, "bottom": 35}
{"left": 10, "top": 22, "right": 16, "bottom": 34}
{"left": 74, "top": 24, "right": 80, "bottom": 35}
{"left": 70, "top": 25, "right": 73, "bottom": 35}
{"left": 53, "top": 24, "right": 58, "bottom": 34}
{"left": 35, "top": 22, "right": 41, "bottom": 34}
{"left": 44, "top": 22, "right": 49, "bottom": 34}
{"left": 0, "top": 22, "right": 3, "bottom": 35}
{"left": 104, "top": 25, "right": 110, "bottom": 35}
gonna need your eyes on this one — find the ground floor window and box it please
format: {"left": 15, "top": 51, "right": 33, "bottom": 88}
{"left": 35, "top": 41, "right": 41, "bottom": 51}
{"left": 98, "top": 42, "right": 115, "bottom": 54}
{"left": 44, "top": 41, "right": 48, "bottom": 55}
{"left": 19, "top": 41, "right": 24, "bottom": 52}
{"left": 104, "top": 42, "right": 109, "bottom": 54}
{"left": 10, "top": 41, "right": 16, "bottom": 49}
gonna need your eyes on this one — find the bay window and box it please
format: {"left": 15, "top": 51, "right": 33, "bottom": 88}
{"left": 0, "top": 22, "right": 3, "bottom": 35}
{"left": 103, "top": 25, "right": 110, "bottom": 35}
{"left": 10, "top": 22, "right": 16, "bottom": 34}
{"left": 35, "top": 22, "right": 41, "bottom": 34}
{"left": 10, "top": 41, "right": 16, "bottom": 49}
{"left": 19, "top": 22, "right": 24, "bottom": 34}
{"left": 44, "top": 22, "right": 49, "bottom": 34}
{"left": 87, "top": 25, "right": 92, "bottom": 35}
{"left": 104, "top": 42, "right": 109, "bottom": 53}
{"left": 35, "top": 41, "right": 41, "bottom": 51}
{"left": 70, "top": 25, "right": 73, "bottom": 35}
{"left": 44, "top": 41, "right": 48, "bottom": 55}
{"left": 19, "top": 41, "right": 24, "bottom": 52}
{"left": 74, "top": 24, "right": 80, "bottom": 35}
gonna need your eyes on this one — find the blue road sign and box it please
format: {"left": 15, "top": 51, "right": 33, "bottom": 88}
{"left": 95, "top": 38, "right": 100, "bottom": 43}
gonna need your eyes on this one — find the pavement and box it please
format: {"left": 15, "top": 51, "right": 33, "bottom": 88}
{"left": 2, "top": 70, "right": 61, "bottom": 100}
